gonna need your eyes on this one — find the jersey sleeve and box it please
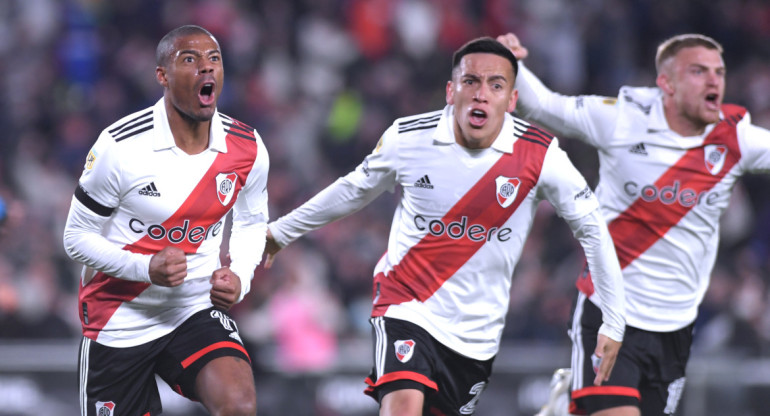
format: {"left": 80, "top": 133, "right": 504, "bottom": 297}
{"left": 268, "top": 125, "right": 400, "bottom": 248}
{"left": 537, "top": 139, "right": 599, "bottom": 220}
{"left": 565, "top": 210, "right": 626, "bottom": 342}
{"left": 538, "top": 140, "right": 626, "bottom": 341}
{"left": 514, "top": 62, "right": 619, "bottom": 148}
{"left": 62, "top": 130, "right": 153, "bottom": 283}
{"left": 228, "top": 131, "right": 270, "bottom": 302}
{"left": 737, "top": 113, "right": 770, "bottom": 173}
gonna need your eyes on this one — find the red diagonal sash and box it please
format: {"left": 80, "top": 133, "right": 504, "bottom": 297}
{"left": 577, "top": 105, "right": 745, "bottom": 295}
{"left": 371, "top": 135, "right": 550, "bottom": 316}
{"left": 80, "top": 125, "right": 259, "bottom": 338}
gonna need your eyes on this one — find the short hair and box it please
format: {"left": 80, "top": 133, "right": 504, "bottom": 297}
{"left": 155, "top": 25, "right": 218, "bottom": 66}
{"left": 655, "top": 34, "right": 723, "bottom": 73}
{"left": 452, "top": 37, "right": 519, "bottom": 79}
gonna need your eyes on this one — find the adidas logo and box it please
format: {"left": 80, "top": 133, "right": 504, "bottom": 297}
{"left": 629, "top": 142, "right": 648, "bottom": 155}
{"left": 138, "top": 182, "right": 161, "bottom": 197}
{"left": 414, "top": 175, "right": 434, "bottom": 189}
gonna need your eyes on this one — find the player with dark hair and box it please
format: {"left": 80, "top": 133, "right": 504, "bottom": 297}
{"left": 63, "top": 25, "right": 268, "bottom": 416}
{"left": 264, "top": 37, "right": 626, "bottom": 416}
{"left": 498, "top": 31, "right": 770, "bottom": 416}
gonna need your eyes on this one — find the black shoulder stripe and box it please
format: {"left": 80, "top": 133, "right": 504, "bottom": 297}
{"left": 114, "top": 124, "right": 153, "bottom": 142}
{"left": 110, "top": 114, "right": 152, "bottom": 137}
{"left": 398, "top": 113, "right": 441, "bottom": 129}
{"left": 518, "top": 135, "right": 550, "bottom": 148}
{"left": 222, "top": 120, "right": 254, "bottom": 136}
{"left": 398, "top": 123, "right": 438, "bottom": 134}
{"left": 108, "top": 109, "right": 153, "bottom": 134}
{"left": 219, "top": 113, "right": 256, "bottom": 132}
{"left": 223, "top": 127, "right": 256, "bottom": 142}
{"left": 74, "top": 184, "right": 114, "bottom": 217}
{"left": 525, "top": 127, "right": 553, "bottom": 144}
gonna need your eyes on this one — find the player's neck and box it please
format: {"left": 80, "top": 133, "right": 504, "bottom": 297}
{"left": 663, "top": 102, "right": 707, "bottom": 137}
{"left": 168, "top": 113, "right": 211, "bottom": 155}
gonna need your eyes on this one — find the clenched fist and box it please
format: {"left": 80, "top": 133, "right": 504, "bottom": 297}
{"left": 210, "top": 267, "right": 242, "bottom": 311}
{"left": 149, "top": 246, "right": 187, "bottom": 287}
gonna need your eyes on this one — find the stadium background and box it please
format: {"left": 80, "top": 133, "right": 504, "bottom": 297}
{"left": 1, "top": 0, "right": 770, "bottom": 414}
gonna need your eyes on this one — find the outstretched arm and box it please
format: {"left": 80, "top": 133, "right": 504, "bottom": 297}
{"left": 566, "top": 209, "right": 625, "bottom": 385}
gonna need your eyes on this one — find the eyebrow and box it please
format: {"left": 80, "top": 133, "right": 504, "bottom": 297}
{"left": 175, "top": 49, "right": 221, "bottom": 58}
{"left": 462, "top": 73, "right": 509, "bottom": 83}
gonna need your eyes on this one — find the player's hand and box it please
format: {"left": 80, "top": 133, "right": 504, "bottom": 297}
{"left": 496, "top": 33, "right": 529, "bottom": 60}
{"left": 263, "top": 228, "right": 282, "bottom": 269}
{"left": 593, "top": 334, "right": 621, "bottom": 386}
{"left": 210, "top": 267, "right": 241, "bottom": 311}
{"left": 149, "top": 246, "right": 187, "bottom": 287}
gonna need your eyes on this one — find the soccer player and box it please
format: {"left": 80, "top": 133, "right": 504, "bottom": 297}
{"left": 62, "top": 25, "right": 268, "bottom": 416}
{"left": 497, "top": 32, "right": 770, "bottom": 415}
{"left": 264, "top": 37, "right": 626, "bottom": 416}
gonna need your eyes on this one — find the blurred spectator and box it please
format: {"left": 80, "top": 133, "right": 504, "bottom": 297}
{"left": 0, "top": 0, "right": 768, "bottom": 393}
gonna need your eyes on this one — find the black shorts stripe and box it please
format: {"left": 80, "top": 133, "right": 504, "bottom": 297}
{"left": 398, "top": 123, "right": 438, "bottom": 134}
{"left": 74, "top": 184, "right": 114, "bottom": 217}
{"left": 115, "top": 124, "right": 154, "bottom": 142}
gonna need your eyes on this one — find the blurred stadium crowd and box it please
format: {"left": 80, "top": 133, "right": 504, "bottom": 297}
{"left": 1, "top": 0, "right": 770, "bottom": 375}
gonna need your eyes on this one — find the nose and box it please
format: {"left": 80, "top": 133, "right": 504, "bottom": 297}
{"left": 199, "top": 58, "right": 214, "bottom": 74}
{"left": 474, "top": 83, "right": 489, "bottom": 102}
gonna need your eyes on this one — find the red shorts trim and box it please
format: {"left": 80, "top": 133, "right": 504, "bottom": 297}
{"left": 180, "top": 341, "right": 250, "bottom": 369}
{"left": 364, "top": 370, "right": 439, "bottom": 394}
{"left": 571, "top": 385, "right": 641, "bottom": 400}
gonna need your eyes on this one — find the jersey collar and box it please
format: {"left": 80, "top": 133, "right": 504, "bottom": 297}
{"left": 152, "top": 98, "right": 228, "bottom": 153}
{"left": 433, "top": 105, "right": 516, "bottom": 153}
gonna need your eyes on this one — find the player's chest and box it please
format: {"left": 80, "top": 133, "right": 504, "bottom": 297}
{"left": 399, "top": 146, "right": 537, "bottom": 214}
{"left": 118, "top": 150, "right": 239, "bottom": 221}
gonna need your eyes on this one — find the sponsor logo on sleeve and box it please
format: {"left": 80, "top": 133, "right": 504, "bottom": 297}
{"left": 86, "top": 150, "right": 98, "bottom": 170}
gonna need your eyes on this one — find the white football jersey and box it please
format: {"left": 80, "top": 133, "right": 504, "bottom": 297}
{"left": 63, "top": 98, "right": 269, "bottom": 347}
{"left": 270, "top": 105, "right": 625, "bottom": 360}
{"left": 516, "top": 63, "right": 770, "bottom": 331}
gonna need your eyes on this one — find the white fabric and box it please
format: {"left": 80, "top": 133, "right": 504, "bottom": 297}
{"left": 516, "top": 62, "right": 770, "bottom": 331}
{"left": 270, "top": 105, "right": 625, "bottom": 359}
{"left": 63, "top": 98, "right": 269, "bottom": 346}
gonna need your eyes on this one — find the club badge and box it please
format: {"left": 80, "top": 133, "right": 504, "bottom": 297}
{"left": 216, "top": 172, "right": 238, "bottom": 206}
{"left": 704, "top": 144, "right": 727, "bottom": 175}
{"left": 394, "top": 339, "right": 416, "bottom": 363}
{"left": 495, "top": 176, "right": 521, "bottom": 208}
{"left": 95, "top": 401, "right": 116, "bottom": 416}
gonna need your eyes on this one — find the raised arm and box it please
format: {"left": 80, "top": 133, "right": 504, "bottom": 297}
{"left": 497, "top": 33, "right": 619, "bottom": 148}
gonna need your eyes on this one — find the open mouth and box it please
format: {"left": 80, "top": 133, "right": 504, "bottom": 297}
{"left": 199, "top": 82, "right": 216, "bottom": 106}
{"left": 705, "top": 93, "right": 719, "bottom": 109}
{"left": 470, "top": 109, "right": 487, "bottom": 127}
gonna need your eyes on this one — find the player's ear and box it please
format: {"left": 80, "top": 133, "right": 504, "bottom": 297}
{"left": 507, "top": 89, "right": 518, "bottom": 113}
{"left": 656, "top": 73, "right": 673, "bottom": 95}
{"left": 156, "top": 66, "right": 168, "bottom": 88}
{"left": 446, "top": 80, "right": 455, "bottom": 105}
